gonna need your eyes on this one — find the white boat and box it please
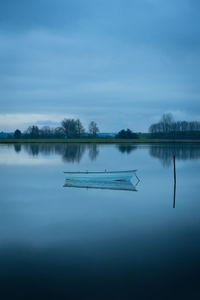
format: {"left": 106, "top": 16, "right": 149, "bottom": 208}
{"left": 64, "top": 170, "right": 137, "bottom": 182}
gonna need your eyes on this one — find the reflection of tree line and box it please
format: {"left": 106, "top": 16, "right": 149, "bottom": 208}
{"left": 149, "top": 144, "right": 200, "bottom": 166}
{"left": 117, "top": 144, "right": 137, "bottom": 154}
{"left": 13, "top": 143, "right": 200, "bottom": 165}
{"left": 14, "top": 143, "right": 100, "bottom": 163}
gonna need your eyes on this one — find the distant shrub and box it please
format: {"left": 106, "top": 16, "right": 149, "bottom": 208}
{"left": 14, "top": 129, "right": 22, "bottom": 138}
{"left": 116, "top": 129, "right": 139, "bottom": 139}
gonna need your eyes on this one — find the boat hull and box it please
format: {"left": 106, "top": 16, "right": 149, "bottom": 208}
{"left": 64, "top": 171, "right": 135, "bottom": 182}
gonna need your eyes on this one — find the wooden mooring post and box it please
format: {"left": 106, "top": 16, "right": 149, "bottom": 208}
{"left": 173, "top": 155, "right": 176, "bottom": 208}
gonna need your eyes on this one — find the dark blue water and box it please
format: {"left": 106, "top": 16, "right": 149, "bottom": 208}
{"left": 0, "top": 143, "right": 200, "bottom": 299}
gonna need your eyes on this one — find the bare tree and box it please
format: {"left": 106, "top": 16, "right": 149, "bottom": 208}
{"left": 61, "top": 118, "right": 85, "bottom": 138}
{"left": 89, "top": 121, "right": 99, "bottom": 136}
{"left": 76, "top": 119, "right": 85, "bottom": 137}
{"left": 54, "top": 127, "right": 65, "bottom": 138}
{"left": 160, "top": 113, "right": 174, "bottom": 132}
{"left": 24, "top": 126, "right": 39, "bottom": 138}
{"left": 40, "top": 126, "right": 52, "bottom": 138}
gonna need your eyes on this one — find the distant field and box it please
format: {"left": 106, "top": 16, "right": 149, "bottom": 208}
{"left": 0, "top": 138, "right": 200, "bottom": 143}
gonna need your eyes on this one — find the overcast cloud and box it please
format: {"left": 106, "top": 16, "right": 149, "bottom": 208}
{"left": 0, "top": 0, "right": 200, "bottom": 131}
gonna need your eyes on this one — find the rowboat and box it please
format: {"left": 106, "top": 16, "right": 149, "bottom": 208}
{"left": 64, "top": 170, "right": 137, "bottom": 182}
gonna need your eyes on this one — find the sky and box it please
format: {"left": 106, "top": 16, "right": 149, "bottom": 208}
{"left": 0, "top": 0, "right": 200, "bottom": 132}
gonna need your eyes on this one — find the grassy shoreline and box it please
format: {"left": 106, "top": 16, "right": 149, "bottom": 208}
{"left": 0, "top": 138, "right": 200, "bottom": 144}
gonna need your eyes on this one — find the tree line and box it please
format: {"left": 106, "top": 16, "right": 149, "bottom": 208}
{"left": 12, "top": 118, "right": 140, "bottom": 139}
{"left": 14, "top": 119, "right": 99, "bottom": 139}
{"left": 149, "top": 114, "right": 200, "bottom": 139}
{"left": 9, "top": 113, "right": 200, "bottom": 140}
{"left": 149, "top": 113, "right": 200, "bottom": 133}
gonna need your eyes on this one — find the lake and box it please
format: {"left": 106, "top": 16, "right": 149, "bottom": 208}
{"left": 0, "top": 142, "right": 200, "bottom": 299}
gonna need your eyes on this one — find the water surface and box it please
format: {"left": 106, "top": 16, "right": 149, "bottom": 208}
{"left": 0, "top": 143, "right": 200, "bottom": 299}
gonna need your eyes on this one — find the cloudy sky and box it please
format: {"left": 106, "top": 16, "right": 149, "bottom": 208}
{"left": 0, "top": 0, "right": 200, "bottom": 132}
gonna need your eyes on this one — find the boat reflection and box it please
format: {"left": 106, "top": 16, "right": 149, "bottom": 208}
{"left": 63, "top": 180, "right": 138, "bottom": 191}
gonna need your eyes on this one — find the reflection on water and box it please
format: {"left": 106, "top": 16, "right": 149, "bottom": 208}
{"left": 116, "top": 144, "right": 137, "bottom": 154}
{"left": 173, "top": 155, "right": 176, "bottom": 208}
{"left": 12, "top": 143, "right": 100, "bottom": 163}
{"left": 64, "top": 180, "right": 138, "bottom": 191}
{"left": 9, "top": 143, "right": 200, "bottom": 206}
{"left": 61, "top": 144, "right": 86, "bottom": 163}
{"left": 15, "top": 143, "right": 87, "bottom": 163}
{"left": 12, "top": 143, "right": 200, "bottom": 166}
{"left": 173, "top": 176, "right": 176, "bottom": 208}
{"left": 88, "top": 144, "right": 99, "bottom": 161}
{"left": 14, "top": 144, "right": 21, "bottom": 153}
{"left": 11, "top": 142, "right": 199, "bottom": 207}
{"left": 1, "top": 142, "right": 200, "bottom": 299}
{"left": 149, "top": 143, "right": 200, "bottom": 166}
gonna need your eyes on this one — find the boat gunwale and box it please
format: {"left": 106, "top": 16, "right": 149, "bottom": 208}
{"left": 63, "top": 169, "right": 137, "bottom": 174}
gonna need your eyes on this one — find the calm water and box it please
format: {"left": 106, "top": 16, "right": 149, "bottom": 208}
{"left": 0, "top": 143, "right": 200, "bottom": 299}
